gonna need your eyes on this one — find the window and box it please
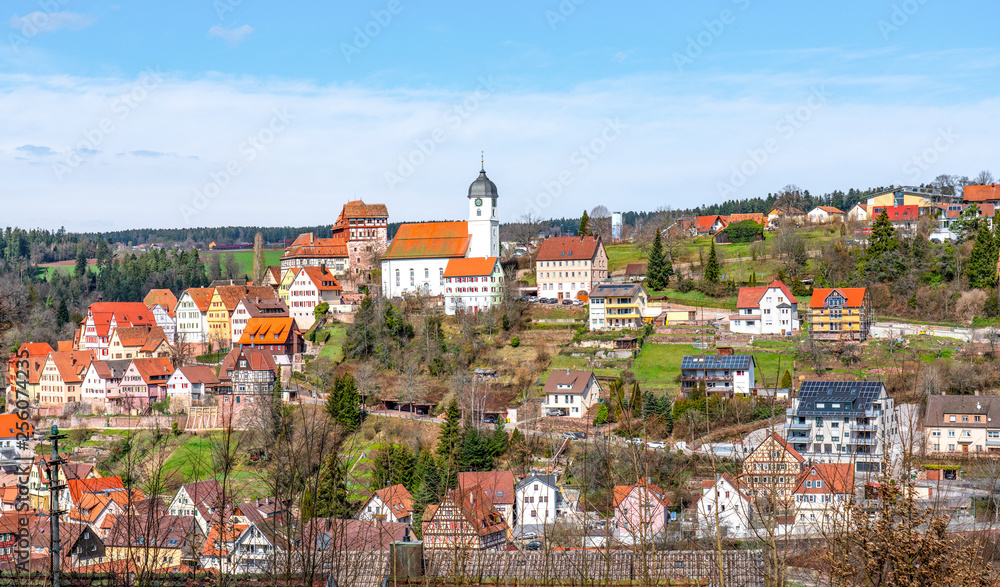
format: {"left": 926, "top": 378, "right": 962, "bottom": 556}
{"left": 948, "top": 430, "right": 955, "bottom": 437}
{"left": 425, "top": 268, "right": 430, "bottom": 279}
{"left": 963, "top": 415, "right": 969, "bottom": 422}
{"left": 410, "top": 269, "right": 415, "bottom": 286}
{"left": 395, "top": 269, "right": 400, "bottom": 286}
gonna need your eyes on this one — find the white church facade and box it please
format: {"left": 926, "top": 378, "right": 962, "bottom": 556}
{"left": 381, "top": 165, "right": 501, "bottom": 300}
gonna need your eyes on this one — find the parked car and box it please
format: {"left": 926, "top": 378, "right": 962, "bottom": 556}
{"left": 561, "top": 299, "right": 573, "bottom": 305}
{"left": 646, "top": 441, "right": 667, "bottom": 449}
{"left": 572, "top": 300, "right": 584, "bottom": 305}
{"left": 484, "top": 415, "right": 497, "bottom": 424}
{"left": 572, "top": 432, "right": 587, "bottom": 439}
{"left": 546, "top": 409, "right": 564, "bottom": 417}
{"left": 561, "top": 432, "right": 577, "bottom": 439}
{"left": 521, "top": 531, "right": 538, "bottom": 540}
{"left": 625, "top": 437, "right": 643, "bottom": 445}
{"left": 525, "top": 541, "right": 542, "bottom": 551}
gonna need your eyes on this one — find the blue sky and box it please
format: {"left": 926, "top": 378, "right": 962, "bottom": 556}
{"left": 2, "top": 0, "right": 999, "bottom": 230}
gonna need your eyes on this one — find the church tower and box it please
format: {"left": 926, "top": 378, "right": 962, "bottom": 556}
{"left": 467, "top": 159, "right": 500, "bottom": 258}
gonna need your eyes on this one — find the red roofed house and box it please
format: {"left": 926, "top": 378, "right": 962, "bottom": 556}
{"left": 175, "top": 287, "right": 216, "bottom": 351}
{"left": 37, "top": 350, "right": 94, "bottom": 408}
{"left": 381, "top": 166, "right": 500, "bottom": 298}
{"left": 443, "top": 256, "right": 503, "bottom": 315}
{"left": 726, "top": 212, "right": 768, "bottom": 227}
{"left": 963, "top": 184, "right": 1000, "bottom": 205}
{"left": 6, "top": 342, "right": 52, "bottom": 404}
{"left": 807, "top": 206, "right": 845, "bottom": 224}
{"left": 144, "top": 289, "right": 178, "bottom": 344}
{"left": 696, "top": 474, "right": 753, "bottom": 539}
{"left": 846, "top": 203, "right": 869, "bottom": 223}
{"left": 107, "top": 326, "right": 171, "bottom": 360}
{"left": 357, "top": 484, "right": 414, "bottom": 524}
{"left": 870, "top": 205, "right": 920, "bottom": 233}
{"left": 284, "top": 266, "right": 343, "bottom": 329}
{"left": 808, "top": 287, "right": 872, "bottom": 342}
{"left": 330, "top": 199, "right": 390, "bottom": 288}
{"left": 613, "top": 479, "right": 671, "bottom": 544}
{"left": 80, "top": 302, "right": 156, "bottom": 359}
{"left": 729, "top": 280, "right": 799, "bottom": 335}
{"left": 167, "top": 365, "right": 221, "bottom": 406}
{"left": 694, "top": 215, "right": 728, "bottom": 235}
{"left": 740, "top": 431, "right": 806, "bottom": 505}
{"left": 534, "top": 236, "right": 609, "bottom": 302}
{"left": 217, "top": 348, "right": 279, "bottom": 429}
{"left": 792, "top": 462, "right": 855, "bottom": 534}
{"left": 236, "top": 317, "right": 304, "bottom": 361}
{"left": 111, "top": 357, "right": 174, "bottom": 414}
{"left": 421, "top": 485, "right": 508, "bottom": 551}
{"left": 231, "top": 296, "right": 288, "bottom": 346}
{"left": 541, "top": 369, "right": 603, "bottom": 418}
{"left": 81, "top": 359, "right": 130, "bottom": 414}
{"left": 458, "top": 471, "right": 516, "bottom": 528}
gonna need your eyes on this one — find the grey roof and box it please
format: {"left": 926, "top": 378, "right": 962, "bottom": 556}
{"left": 103, "top": 359, "right": 131, "bottom": 379}
{"left": 794, "top": 381, "right": 887, "bottom": 416}
{"left": 468, "top": 169, "right": 499, "bottom": 199}
{"left": 924, "top": 395, "right": 1000, "bottom": 428}
{"left": 591, "top": 283, "right": 643, "bottom": 298}
{"left": 517, "top": 474, "right": 564, "bottom": 503}
{"left": 681, "top": 355, "right": 752, "bottom": 370}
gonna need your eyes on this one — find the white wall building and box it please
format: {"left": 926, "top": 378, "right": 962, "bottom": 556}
{"left": 285, "top": 266, "right": 343, "bottom": 329}
{"left": 696, "top": 474, "right": 754, "bottom": 539}
{"left": 541, "top": 370, "right": 603, "bottom": 417}
{"left": 381, "top": 166, "right": 500, "bottom": 299}
{"left": 175, "top": 288, "right": 214, "bottom": 345}
{"left": 729, "top": 280, "right": 799, "bottom": 335}
{"left": 443, "top": 257, "right": 504, "bottom": 315}
{"left": 356, "top": 484, "right": 414, "bottom": 524}
{"left": 515, "top": 474, "right": 564, "bottom": 535}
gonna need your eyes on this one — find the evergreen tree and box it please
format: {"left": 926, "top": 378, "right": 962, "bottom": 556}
{"left": 458, "top": 427, "right": 495, "bottom": 472}
{"left": 95, "top": 239, "right": 111, "bottom": 268}
{"left": 866, "top": 210, "right": 899, "bottom": 260}
{"left": 748, "top": 271, "right": 757, "bottom": 287}
{"left": 646, "top": 230, "right": 669, "bottom": 290}
{"left": 436, "top": 400, "right": 462, "bottom": 480}
{"left": 56, "top": 298, "right": 69, "bottom": 327}
{"left": 578, "top": 210, "right": 590, "bottom": 236}
{"left": 663, "top": 401, "right": 674, "bottom": 436}
{"left": 968, "top": 220, "right": 998, "bottom": 289}
{"left": 642, "top": 393, "right": 659, "bottom": 420}
{"left": 372, "top": 444, "right": 416, "bottom": 490}
{"left": 325, "top": 373, "right": 363, "bottom": 431}
{"left": 314, "top": 452, "right": 352, "bottom": 518}
{"left": 592, "top": 403, "right": 609, "bottom": 426}
{"left": 74, "top": 243, "right": 88, "bottom": 278}
{"left": 415, "top": 450, "right": 442, "bottom": 503}
{"left": 491, "top": 418, "right": 508, "bottom": 458}
{"left": 780, "top": 369, "right": 793, "bottom": 389}
{"left": 689, "top": 380, "right": 706, "bottom": 401}
{"left": 704, "top": 242, "right": 720, "bottom": 284}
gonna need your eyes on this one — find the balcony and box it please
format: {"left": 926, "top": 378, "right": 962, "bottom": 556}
{"left": 849, "top": 437, "right": 877, "bottom": 446}
{"left": 607, "top": 302, "right": 639, "bottom": 309}
{"left": 850, "top": 424, "right": 877, "bottom": 432}
{"left": 680, "top": 375, "right": 733, "bottom": 383}
{"left": 787, "top": 422, "right": 812, "bottom": 431}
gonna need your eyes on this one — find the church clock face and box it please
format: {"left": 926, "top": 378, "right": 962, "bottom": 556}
{"left": 475, "top": 198, "right": 483, "bottom": 206}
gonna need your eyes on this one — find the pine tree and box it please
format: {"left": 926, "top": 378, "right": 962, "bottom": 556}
{"left": 690, "top": 380, "right": 706, "bottom": 401}
{"left": 748, "top": 271, "right": 757, "bottom": 287}
{"left": 663, "top": 401, "right": 674, "bottom": 436}
{"left": 578, "top": 210, "right": 590, "bottom": 236}
{"left": 592, "top": 403, "right": 609, "bottom": 426}
{"left": 780, "top": 369, "right": 793, "bottom": 389}
{"left": 867, "top": 210, "right": 898, "bottom": 260}
{"left": 436, "top": 400, "right": 462, "bottom": 478}
{"left": 491, "top": 418, "right": 508, "bottom": 459}
{"left": 969, "top": 220, "right": 999, "bottom": 290}
{"left": 56, "top": 298, "right": 69, "bottom": 327}
{"left": 314, "top": 452, "right": 352, "bottom": 518}
{"left": 704, "top": 243, "right": 720, "bottom": 284}
{"left": 646, "top": 230, "right": 668, "bottom": 290}
{"left": 74, "top": 243, "right": 88, "bottom": 278}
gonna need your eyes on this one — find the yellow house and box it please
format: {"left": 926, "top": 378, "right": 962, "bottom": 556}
{"left": 808, "top": 287, "right": 872, "bottom": 342}
{"left": 37, "top": 351, "right": 93, "bottom": 406}
{"left": 278, "top": 268, "right": 297, "bottom": 305}
{"left": 206, "top": 285, "right": 277, "bottom": 350}
{"left": 105, "top": 513, "right": 202, "bottom": 571}
{"left": 866, "top": 187, "right": 933, "bottom": 211}
{"left": 107, "top": 326, "right": 171, "bottom": 360}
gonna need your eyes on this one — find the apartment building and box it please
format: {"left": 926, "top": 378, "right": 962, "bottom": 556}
{"left": 807, "top": 287, "right": 873, "bottom": 342}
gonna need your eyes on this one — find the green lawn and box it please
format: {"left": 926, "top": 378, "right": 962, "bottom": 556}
{"left": 753, "top": 352, "right": 794, "bottom": 387}
{"left": 647, "top": 288, "right": 737, "bottom": 310}
{"left": 606, "top": 244, "right": 645, "bottom": 271}
{"left": 317, "top": 325, "right": 347, "bottom": 362}
{"left": 162, "top": 434, "right": 220, "bottom": 480}
{"left": 210, "top": 250, "right": 284, "bottom": 276}
{"left": 633, "top": 343, "right": 702, "bottom": 395}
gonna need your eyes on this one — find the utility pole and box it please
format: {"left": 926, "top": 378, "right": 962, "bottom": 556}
{"left": 47, "top": 425, "right": 67, "bottom": 587}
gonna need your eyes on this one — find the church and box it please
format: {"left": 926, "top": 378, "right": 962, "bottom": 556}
{"left": 381, "top": 165, "right": 500, "bottom": 300}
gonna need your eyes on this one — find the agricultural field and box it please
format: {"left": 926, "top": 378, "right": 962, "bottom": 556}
{"left": 207, "top": 249, "right": 284, "bottom": 276}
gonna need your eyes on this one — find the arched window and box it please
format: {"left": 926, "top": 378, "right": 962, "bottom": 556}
{"left": 424, "top": 268, "right": 429, "bottom": 279}
{"left": 410, "top": 269, "right": 415, "bottom": 286}
{"left": 477, "top": 209, "right": 481, "bottom": 217}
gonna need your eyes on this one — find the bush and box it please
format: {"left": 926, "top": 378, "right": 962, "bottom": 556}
{"left": 676, "top": 278, "right": 695, "bottom": 293}
{"left": 510, "top": 336, "right": 520, "bottom": 348}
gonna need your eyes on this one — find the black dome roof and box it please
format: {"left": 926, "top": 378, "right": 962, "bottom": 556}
{"left": 468, "top": 169, "right": 498, "bottom": 199}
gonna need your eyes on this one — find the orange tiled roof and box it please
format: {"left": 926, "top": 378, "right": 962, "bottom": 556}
{"left": 369, "top": 484, "right": 415, "bottom": 518}
{"left": 535, "top": 236, "right": 603, "bottom": 261}
{"left": 48, "top": 351, "right": 94, "bottom": 384}
{"left": 612, "top": 479, "right": 669, "bottom": 508}
{"left": 736, "top": 280, "right": 797, "bottom": 309}
{"left": 130, "top": 357, "right": 174, "bottom": 384}
{"left": 114, "top": 326, "right": 166, "bottom": 349}
{"left": 809, "top": 288, "right": 867, "bottom": 309}
{"left": 299, "top": 266, "right": 343, "bottom": 291}
{"left": 183, "top": 288, "right": 216, "bottom": 312}
{"left": 238, "top": 317, "right": 298, "bottom": 345}
{"left": 816, "top": 206, "right": 844, "bottom": 214}
{"left": 216, "top": 285, "right": 276, "bottom": 312}
{"left": 175, "top": 365, "right": 220, "bottom": 386}
{"left": 85, "top": 302, "right": 155, "bottom": 337}
{"left": 726, "top": 213, "right": 767, "bottom": 226}
{"left": 694, "top": 215, "right": 727, "bottom": 233}
{"left": 143, "top": 289, "right": 178, "bottom": 317}
{"left": 383, "top": 221, "right": 470, "bottom": 260}
{"left": 282, "top": 233, "right": 349, "bottom": 260}
{"left": 67, "top": 476, "right": 125, "bottom": 504}
{"left": 443, "top": 257, "right": 499, "bottom": 278}
{"left": 17, "top": 343, "right": 54, "bottom": 357}
{"left": 964, "top": 184, "right": 1000, "bottom": 203}
{"left": 338, "top": 200, "right": 389, "bottom": 220}
{"left": 793, "top": 463, "right": 854, "bottom": 495}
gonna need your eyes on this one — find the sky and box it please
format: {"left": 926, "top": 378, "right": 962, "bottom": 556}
{"left": 1, "top": 0, "right": 999, "bottom": 231}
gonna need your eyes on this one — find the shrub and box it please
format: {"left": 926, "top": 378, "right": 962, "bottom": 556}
{"left": 510, "top": 336, "right": 520, "bottom": 348}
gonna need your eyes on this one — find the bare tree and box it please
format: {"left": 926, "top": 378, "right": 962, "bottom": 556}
{"left": 252, "top": 232, "right": 266, "bottom": 285}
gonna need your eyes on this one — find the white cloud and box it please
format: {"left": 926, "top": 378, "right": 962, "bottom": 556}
{"left": 1, "top": 67, "right": 998, "bottom": 231}
{"left": 9, "top": 11, "right": 96, "bottom": 33}
{"left": 207, "top": 25, "right": 255, "bottom": 46}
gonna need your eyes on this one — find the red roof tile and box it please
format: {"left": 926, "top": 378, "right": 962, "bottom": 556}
{"left": 458, "top": 471, "right": 514, "bottom": 506}
{"left": 535, "top": 236, "right": 603, "bottom": 261}
{"left": 183, "top": 288, "right": 216, "bottom": 313}
{"left": 964, "top": 184, "right": 1000, "bottom": 203}
{"left": 48, "top": 351, "right": 94, "bottom": 384}
{"left": 793, "top": 463, "right": 854, "bottom": 495}
{"left": 871, "top": 205, "right": 919, "bottom": 221}
{"left": 85, "top": 302, "right": 156, "bottom": 337}
{"left": 237, "top": 317, "right": 298, "bottom": 345}
{"left": 726, "top": 213, "right": 767, "bottom": 226}
{"left": 694, "top": 215, "right": 727, "bottom": 233}
{"left": 144, "top": 289, "right": 178, "bottom": 317}
{"left": 68, "top": 476, "right": 125, "bottom": 504}
{"left": 176, "top": 365, "right": 220, "bottom": 386}
{"left": 17, "top": 343, "right": 54, "bottom": 357}
{"left": 130, "top": 357, "right": 174, "bottom": 384}
{"left": 736, "top": 280, "right": 797, "bottom": 308}
{"left": 809, "top": 288, "right": 867, "bottom": 309}
{"left": 368, "top": 484, "right": 415, "bottom": 518}
{"left": 817, "top": 206, "right": 844, "bottom": 214}
{"left": 298, "top": 266, "right": 343, "bottom": 291}
{"left": 443, "top": 257, "right": 499, "bottom": 278}
{"left": 384, "top": 222, "right": 471, "bottom": 260}
{"left": 283, "top": 233, "right": 349, "bottom": 260}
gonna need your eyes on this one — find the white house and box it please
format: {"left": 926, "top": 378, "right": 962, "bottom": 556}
{"left": 515, "top": 473, "right": 564, "bottom": 537}
{"left": 443, "top": 257, "right": 504, "bottom": 315}
{"left": 588, "top": 283, "right": 649, "bottom": 331}
{"left": 541, "top": 370, "right": 603, "bottom": 417}
{"left": 175, "top": 288, "right": 214, "bottom": 346}
{"left": 285, "top": 266, "right": 343, "bottom": 329}
{"left": 696, "top": 474, "right": 754, "bottom": 539}
{"left": 168, "top": 480, "right": 222, "bottom": 534}
{"left": 80, "top": 359, "right": 129, "bottom": 413}
{"left": 846, "top": 203, "right": 868, "bottom": 223}
{"left": 680, "top": 355, "right": 756, "bottom": 397}
{"left": 381, "top": 166, "right": 500, "bottom": 299}
{"left": 167, "top": 365, "right": 221, "bottom": 403}
{"left": 791, "top": 463, "right": 855, "bottom": 535}
{"left": 356, "top": 484, "right": 414, "bottom": 524}
{"left": 729, "top": 280, "right": 799, "bottom": 335}
{"left": 806, "top": 206, "right": 844, "bottom": 224}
